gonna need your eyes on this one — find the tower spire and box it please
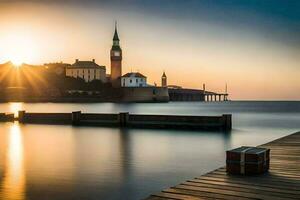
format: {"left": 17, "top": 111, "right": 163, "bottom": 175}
{"left": 113, "top": 21, "right": 120, "bottom": 41}
{"left": 162, "top": 70, "right": 166, "bottom": 77}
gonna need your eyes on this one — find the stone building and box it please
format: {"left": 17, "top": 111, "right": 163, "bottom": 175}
{"left": 121, "top": 72, "right": 147, "bottom": 87}
{"left": 66, "top": 59, "right": 106, "bottom": 83}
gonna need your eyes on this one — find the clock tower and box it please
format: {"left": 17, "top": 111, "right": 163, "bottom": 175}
{"left": 110, "top": 22, "right": 122, "bottom": 87}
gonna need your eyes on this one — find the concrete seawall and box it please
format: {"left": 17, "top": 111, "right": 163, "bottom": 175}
{"left": 121, "top": 87, "right": 169, "bottom": 102}
{"left": 15, "top": 111, "right": 232, "bottom": 131}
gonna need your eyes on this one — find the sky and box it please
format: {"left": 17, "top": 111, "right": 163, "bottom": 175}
{"left": 0, "top": 0, "right": 299, "bottom": 100}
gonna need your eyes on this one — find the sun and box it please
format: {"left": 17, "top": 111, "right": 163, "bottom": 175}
{"left": 1, "top": 32, "right": 38, "bottom": 65}
{"left": 11, "top": 57, "right": 23, "bottom": 67}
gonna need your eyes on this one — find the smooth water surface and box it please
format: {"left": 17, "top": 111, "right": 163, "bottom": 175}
{"left": 0, "top": 101, "right": 299, "bottom": 200}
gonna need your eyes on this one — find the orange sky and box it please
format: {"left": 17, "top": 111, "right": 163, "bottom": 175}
{"left": 0, "top": 2, "right": 299, "bottom": 100}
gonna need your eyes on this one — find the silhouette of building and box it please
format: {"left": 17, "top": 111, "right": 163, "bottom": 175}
{"left": 121, "top": 72, "right": 147, "bottom": 87}
{"left": 65, "top": 59, "right": 106, "bottom": 83}
{"left": 44, "top": 62, "right": 70, "bottom": 75}
{"left": 161, "top": 71, "right": 167, "bottom": 87}
{"left": 110, "top": 23, "right": 122, "bottom": 87}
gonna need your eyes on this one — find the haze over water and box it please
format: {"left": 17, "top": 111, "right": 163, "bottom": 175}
{"left": 0, "top": 101, "right": 299, "bottom": 200}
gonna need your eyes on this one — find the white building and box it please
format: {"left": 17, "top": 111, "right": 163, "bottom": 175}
{"left": 66, "top": 59, "right": 106, "bottom": 83}
{"left": 121, "top": 72, "right": 147, "bottom": 87}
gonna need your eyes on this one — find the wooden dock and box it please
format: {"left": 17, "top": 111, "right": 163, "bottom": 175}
{"left": 146, "top": 132, "right": 300, "bottom": 200}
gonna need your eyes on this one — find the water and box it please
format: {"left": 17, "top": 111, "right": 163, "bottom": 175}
{"left": 0, "top": 101, "right": 299, "bottom": 200}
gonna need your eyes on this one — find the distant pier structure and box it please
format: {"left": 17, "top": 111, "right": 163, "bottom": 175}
{"left": 168, "top": 83, "right": 229, "bottom": 102}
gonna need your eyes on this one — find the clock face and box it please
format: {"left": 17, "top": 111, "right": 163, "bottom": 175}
{"left": 114, "top": 51, "right": 120, "bottom": 56}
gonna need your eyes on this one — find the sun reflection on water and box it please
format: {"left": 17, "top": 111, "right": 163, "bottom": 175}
{"left": 9, "top": 103, "right": 24, "bottom": 118}
{"left": 0, "top": 123, "right": 25, "bottom": 200}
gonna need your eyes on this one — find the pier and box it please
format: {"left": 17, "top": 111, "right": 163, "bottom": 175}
{"left": 168, "top": 89, "right": 229, "bottom": 102}
{"left": 204, "top": 92, "right": 228, "bottom": 102}
{"left": 0, "top": 111, "right": 232, "bottom": 131}
{"left": 146, "top": 131, "right": 300, "bottom": 200}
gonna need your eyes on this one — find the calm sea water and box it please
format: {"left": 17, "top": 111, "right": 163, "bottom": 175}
{"left": 0, "top": 101, "right": 299, "bottom": 200}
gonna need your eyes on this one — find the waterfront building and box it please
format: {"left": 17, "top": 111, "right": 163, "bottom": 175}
{"left": 65, "top": 59, "right": 106, "bottom": 83}
{"left": 121, "top": 72, "right": 147, "bottom": 87}
{"left": 110, "top": 23, "right": 122, "bottom": 87}
{"left": 161, "top": 71, "right": 167, "bottom": 87}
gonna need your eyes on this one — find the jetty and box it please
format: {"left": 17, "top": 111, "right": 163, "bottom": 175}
{"left": 0, "top": 111, "right": 233, "bottom": 131}
{"left": 145, "top": 131, "right": 300, "bottom": 200}
{"left": 168, "top": 88, "right": 229, "bottom": 102}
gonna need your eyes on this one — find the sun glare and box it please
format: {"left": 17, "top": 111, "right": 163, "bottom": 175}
{"left": 1, "top": 32, "right": 38, "bottom": 65}
{"left": 12, "top": 60, "right": 23, "bottom": 67}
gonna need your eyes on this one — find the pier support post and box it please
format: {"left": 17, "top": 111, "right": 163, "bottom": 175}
{"left": 18, "top": 110, "right": 26, "bottom": 123}
{"left": 222, "top": 114, "right": 232, "bottom": 131}
{"left": 119, "top": 112, "right": 129, "bottom": 127}
{"left": 72, "top": 111, "right": 81, "bottom": 125}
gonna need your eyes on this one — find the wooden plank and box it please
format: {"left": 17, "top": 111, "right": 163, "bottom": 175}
{"left": 182, "top": 181, "right": 300, "bottom": 199}
{"left": 217, "top": 168, "right": 300, "bottom": 178}
{"left": 145, "top": 132, "right": 300, "bottom": 200}
{"left": 206, "top": 171, "right": 300, "bottom": 184}
{"left": 195, "top": 176, "right": 300, "bottom": 191}
{"left": 146, "top": 197, "right": 175, "bottom": 200}
{"left": 150, "top": 192, "right": 208, "bottom": 200}
{"left": 163, "top": 188, "right": 254, "bottom": 200}
{"left": 173, "top": 184, "right": 292, "bottom": 200}
{"left": 188, "top": 179, "right": 300, "bottom": 195}
{"left": 205, "top": 173, "right": 300, "bottom": 186}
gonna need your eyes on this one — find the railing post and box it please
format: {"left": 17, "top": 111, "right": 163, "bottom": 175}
{"left": 222, "top": 114, "right": 232, "bottom": 131}
{"left": 72, "top": 111, "right": 81, "bottom": 125}
{"left": 18, "top": 110, "right": 26, "bottom": 123}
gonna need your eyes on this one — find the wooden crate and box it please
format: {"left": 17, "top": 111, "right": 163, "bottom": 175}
{"left": 226, "top": 146, "right": 270, "bottom": 175}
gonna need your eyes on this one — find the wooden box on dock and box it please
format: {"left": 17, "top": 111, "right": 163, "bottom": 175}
{"left": 226, "top": 146, "right": 270, "bottom": 175}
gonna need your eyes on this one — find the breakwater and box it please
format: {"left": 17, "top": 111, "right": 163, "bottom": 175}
{"left": 7, "top": 111, "right": 233, "bottom": 131}
{"left": 0, "top": 113, "right": 14, "bottom": 122}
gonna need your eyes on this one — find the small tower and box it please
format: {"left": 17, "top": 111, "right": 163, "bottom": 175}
{"left": 110, "top": 22, "right": 122, "bottom": 87}
{"left": 161, "top": 71, "right": 167, "bottom": 87}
